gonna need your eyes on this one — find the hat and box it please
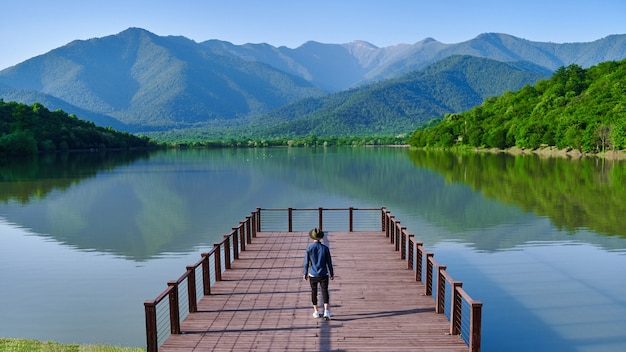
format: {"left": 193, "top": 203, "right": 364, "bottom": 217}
{"left": 309, "top": 228, "right": 324, "bottom": 240}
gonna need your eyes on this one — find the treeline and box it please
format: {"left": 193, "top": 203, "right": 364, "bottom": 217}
{"left": 408, "top": 59, "right": 626, "bottom": 152}
{"left": 0, "top": 100, "right": 157, "bottom": 157}
{"left": 169, "top": 135, "right": 409, "bottom": 149}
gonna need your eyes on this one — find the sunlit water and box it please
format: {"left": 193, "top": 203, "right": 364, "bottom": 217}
{"left": 1, "top": 148, "right": 625, "bottom": 351}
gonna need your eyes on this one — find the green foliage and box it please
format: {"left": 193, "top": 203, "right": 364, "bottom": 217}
{"left": 0, "top": 130, "right": 37, "bottom": 156}
{"left": 409, "top": 60, "right": 626, "bottom": 152}
{"left": 240, "top": 55, "right": 548, "bottom": 139}
{"left": 0, "top": 100, "right": 158, "bottom": 157}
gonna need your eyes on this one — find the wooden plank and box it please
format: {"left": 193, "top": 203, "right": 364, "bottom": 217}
{"left": 158, "top": 231, "right": 468, "bottom": 351}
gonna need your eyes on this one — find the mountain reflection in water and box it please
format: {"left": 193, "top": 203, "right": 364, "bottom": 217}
{"left": 0, "top": 148, "right": 625, "bottom": 350}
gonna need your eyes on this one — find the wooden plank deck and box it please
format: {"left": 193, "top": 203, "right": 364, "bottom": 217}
{"left": 158, "top": 231, "right": 468, "bottom": 351}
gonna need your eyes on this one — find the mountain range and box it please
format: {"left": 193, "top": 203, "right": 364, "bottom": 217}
{"left": 246, "top": 55, "right": 551, "bottom": 138}
{"left": 0, "top": 28, "right": 625, "bottom": 136}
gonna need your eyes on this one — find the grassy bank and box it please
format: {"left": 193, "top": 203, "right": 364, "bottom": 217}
{"left": 0, "top": 338, "right": 145, "bottom": 352}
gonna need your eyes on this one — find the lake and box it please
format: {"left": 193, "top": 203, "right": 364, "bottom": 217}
{"left": 1, "top": 147, "right": 625, "bottom": 351}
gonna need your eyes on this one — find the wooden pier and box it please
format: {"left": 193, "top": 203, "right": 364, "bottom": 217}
{"left": 145, "top": 208, "right": 481, "bottom": 351}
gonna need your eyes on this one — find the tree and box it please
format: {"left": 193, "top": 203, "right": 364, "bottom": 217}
{"left": 0, "top": 130, "right": 38, "bottom": 156}
{"left": 408, "top": 58, "right": 626, "bottom": 153}
{"left": 596, "top": 124, "right": 611, "bottom": 152}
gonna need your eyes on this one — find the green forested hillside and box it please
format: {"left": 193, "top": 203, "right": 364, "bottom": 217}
{"left": 0, "top": 100, "right": 155, "bottom": 157}
{"left": 247, "top": 55, "right": 549, "bottom": 138}
{"left": 409, "top": 59, "right": 626, "bottom": 152}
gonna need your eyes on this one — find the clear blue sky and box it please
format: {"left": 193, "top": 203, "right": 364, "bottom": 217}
{"left": 1, "top": 0, "right": 625, "bottom": 70}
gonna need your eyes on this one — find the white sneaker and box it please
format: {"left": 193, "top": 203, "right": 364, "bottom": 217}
{"left": 312, "top": 311, "right": 321, "bottom": 318}
{"left": 323, "top": 310, "right": 331, "bottom": 320}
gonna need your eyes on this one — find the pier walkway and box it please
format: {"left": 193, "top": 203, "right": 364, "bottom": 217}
{"left": 146, "top": 208, "right": 481, "bottom": 351}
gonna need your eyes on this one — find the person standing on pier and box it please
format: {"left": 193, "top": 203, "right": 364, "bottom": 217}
{"left": 303, "top": 227, "right": 334, "bottom": 320}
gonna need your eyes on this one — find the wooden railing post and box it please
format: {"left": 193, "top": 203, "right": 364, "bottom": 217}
{"left": 470, "top": 301, "right": 483, "bottom": 352}
{"left": 436, "top": 265, "right": 447, "bottom": 314}
{"left": 255, "top": 207, "right": 261, "bottom": 234}
{"left": 223, "top": 235, "right": 231, "bottom": 269}
{"left": 383, "top": 210, "right": 391, "bottom": 237}
{"left": 144, "top": 300, "right": 157, "bottom": 352}
{"left": 407, "top": 235, "right": 415, "bottom": 270}
{"left": 416, "top": 243, "right": 424, "bottom": 282}
{"left": 425, "top": 253, "right": 434, "bottom": 296}
{"left": 381, "top": 207, "right": 386, "bottom": 231}
{"left": 395, "top": 222, "right": 400, "bottom": 247}
{"left": 349, "top": 207, "right": 354, "bottom": 232}
{"left": 389, "top": 216, "right": 395, "bottom": 242}
{"left": 318, "top": 207, "right": 323, "bottom": 230}
{"left": 451, "top": 282, "right": 463, "bottom": 335}
{"left": 167, "top": 281, "right": 180, "bottom": 334}
{"left": 186, "top": 266, "right": 197, "bottom": 313}
{"left": 400, "top": 230, "right": 406, "bottom": 258}
{"left": 239, "top": 222, "right": 246, "bottom": 251}
{"left": 201, "top": 252, "right": 211, "bottom": 295}
{"left": 245, "top": 216, "right": 252, "bottom": 244}
{"left": 213, "top": 243, "right": 222, "bottom": 282}
{"left": 288, "top": 207, "right": 293, "bottom": 232}
{"left": 231, "top": 229, "right": 239, "bottom": 260}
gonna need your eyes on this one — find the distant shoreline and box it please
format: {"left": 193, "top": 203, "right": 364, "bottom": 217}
{"left": 412, "top": 145, "right": 626, "bottom": 160}
{"left": 480, "top": 146, "right": 626, "bottom": 160}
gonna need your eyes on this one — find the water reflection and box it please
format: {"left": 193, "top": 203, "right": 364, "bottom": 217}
{"left": 2, "top": 149, "right": 626, "bottom": 259}
{"left": 0, "top": 150, "right": 282, "bottom": 260}
{"left": 0, "top": 151, "right": 151, "bottom": 203}
{"left": 408, "top": 149, "right": 626, "bottom": 240}
{"left": 1, "top": 148, "right": 626, "bottom": 350}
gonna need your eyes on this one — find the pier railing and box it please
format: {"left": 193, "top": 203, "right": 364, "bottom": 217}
{"left": 386, "top": 209, "right": 482, "bottom": 351}
{"left": 143, "top": 211, "right": 258, "bottom": 351}
{"left": 144, "top": 207, "right": 482, "bottom": 352}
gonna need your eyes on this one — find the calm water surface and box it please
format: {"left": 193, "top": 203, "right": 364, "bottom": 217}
{"left": 1, "top": 148, "right": 625, "bottom": 351}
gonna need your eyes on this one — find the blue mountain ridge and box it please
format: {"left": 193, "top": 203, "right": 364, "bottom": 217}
{"left": 0, "top": 27, "right": 624, "bottom": 134}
